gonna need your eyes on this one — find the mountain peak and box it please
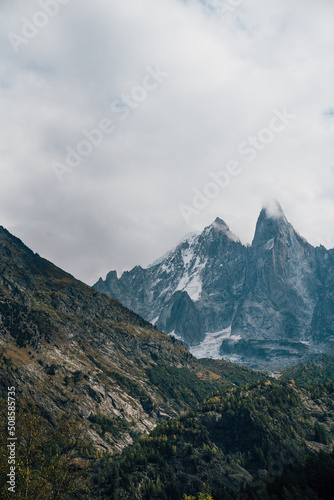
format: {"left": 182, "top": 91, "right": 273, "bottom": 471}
{"left": 253, "top": 201, "right": 291, "bottom": 247}
{"left": 256, "top": 200, "right": 289, "bottom": 230}
{"left": 213, "top": 217, "right": 228, "bottom": 227}
{"left": 262, "top": 199, "right": 286, "bottom": 221}
{"left": 210, "top": 217, "right": 240, "bottom": 242}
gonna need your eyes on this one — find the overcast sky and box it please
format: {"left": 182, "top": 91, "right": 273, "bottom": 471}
{"left": 1, "top": 0, "right": 334, "bottom": 284}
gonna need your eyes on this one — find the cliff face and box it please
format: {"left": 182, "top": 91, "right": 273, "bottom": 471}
{"left": 222, "top": 206, "right": 326, "bottom": 369}
{"left": 95, "top": 203, "right": 334, "bottom": 370}
{"left": 94, "top": 220, "right": 247, "bottom": 347}
{"left": 311, "top": 249, "right": 334, "bottom": 342}
{"left": 233, "top": 207, "right": 318, "bottom": 340}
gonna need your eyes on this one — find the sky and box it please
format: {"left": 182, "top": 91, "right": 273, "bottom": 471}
{"left": 0, "top": 0, "right": 333, "bottom": 285}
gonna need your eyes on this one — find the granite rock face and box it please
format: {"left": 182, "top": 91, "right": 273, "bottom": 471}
{"left": 95, "top": 219, "right": 247, "bottom": 346}
{"left": 94, "top": 203, "right": 334, "bottom": 369}
{"left": 311, "top": 248, "right": 334, "bottom": 343}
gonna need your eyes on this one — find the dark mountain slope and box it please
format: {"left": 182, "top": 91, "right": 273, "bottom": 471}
{"left": 93, "top": 380, "right": 334, "bottom": 499}
{"left": 281, "top": 354, "right": 334, "bottom": 385}
{"left": 0, "top": 225, "right": 263, "bottom": 455}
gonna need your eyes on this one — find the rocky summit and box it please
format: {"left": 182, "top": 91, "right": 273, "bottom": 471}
{"left": 94, "top": 202, "right": 334, "bottom": 370}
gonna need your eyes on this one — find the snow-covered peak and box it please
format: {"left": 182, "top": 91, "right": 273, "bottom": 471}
{"left": 149, "top": 248, "right": 175, "bottom": 268}
{"left": 177, "top": 231, "right": 200, "bottom": 247}
{"left": 94, "top": 201, "right": 332, "bottom": 369}
{"left": 150, "top": 217, "right": 241, "bottom": 270}
{"left": 148, "top": 232, "right": 199, "bottom": 268}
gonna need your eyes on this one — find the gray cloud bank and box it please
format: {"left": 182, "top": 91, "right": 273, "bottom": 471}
{"left": 0, "top": 0, "right": 333, "bottom": 284}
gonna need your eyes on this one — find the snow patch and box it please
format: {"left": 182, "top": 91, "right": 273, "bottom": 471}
{"left": 189, "top": 327, "right": 232, "bottom": 359}
{"left": 265, "top": 238, "right": 275, "bottom": 251}
{"left": 169, "top": 330, "right": 184, "bottom": 342}
{"left": 221, "top": 354, "right": 244, "bottom": 364}
{"left": 160, "top": 261, "right": 174, "bottom": 273}
{"left": 184, "top": 274, "right": 202, "bottom": 302}
{"left": 174, "top": 255, "right": 208, "bottom": 302}
{"left": 178, "top": 232, "right": 200, "bottom": 246}
{"left": 181, "top": 246, "right": 194, "bottom": 267}
{"left": 175, "top": 270, "right": 203, "bottom": 302}
{"left": 149, "top": 232, "right": 199, "bottom": 268}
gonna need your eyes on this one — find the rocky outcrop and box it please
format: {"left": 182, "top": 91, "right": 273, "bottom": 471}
{"left": 95, "top": 219, "right": 247, "bottom": 345}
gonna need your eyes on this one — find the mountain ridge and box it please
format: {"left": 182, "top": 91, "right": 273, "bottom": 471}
{"left": 0, "top": 223, "right": 264, "bottom": 455}
{"left": 94, "top": 203, "right": 334, "bottom": 370}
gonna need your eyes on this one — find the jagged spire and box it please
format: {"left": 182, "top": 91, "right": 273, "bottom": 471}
{"left": 262, "top": 199, "right": 286, "bottom": 220}
{"left": 213, "top": 217, "right": 229, "bottom": 227}
{"left": 253, "top": 201, "right": 291, "bottom": 247}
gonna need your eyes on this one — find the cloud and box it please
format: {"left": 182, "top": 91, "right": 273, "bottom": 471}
{"left": 263, "top": 199, "right": 285, "bottom": 220}
{"left": 0, "top": 0, "right": 334, "bottom": 284}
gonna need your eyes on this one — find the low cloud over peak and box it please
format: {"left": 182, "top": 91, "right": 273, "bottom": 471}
{"left": 1, "top": 0, "right": 334, "bottom": 284}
